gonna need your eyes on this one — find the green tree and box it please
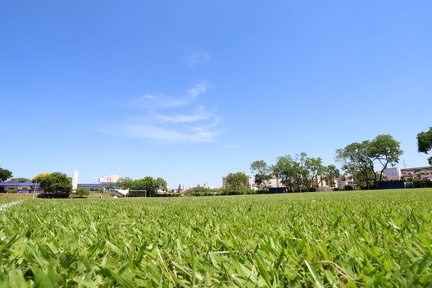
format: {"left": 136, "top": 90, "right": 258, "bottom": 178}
{"left": 250, "top": 160, "right": 272, "bottom": 191}
{"left": 31, "top": 173, "right": 51, "bottom": 183}
{"left": 336, "top": 134, "right": 403, "bottom": 189}
{"left": 323, "top": 165, "right": 340, "bottom": 189}
{"left": 39, "top": 172, "right": 72, "bottom": 197}
{"left": 0, "top": 168, "right": 13, "bottom": 182}
{"left": 269, "top": 164, "right": 283, "bottom": 188}
{"left": 224, "top": 172, "right": 250, "bottom": 194}
{"left": 417, "top": 127, "right": 432, "bottom": 165}
{"left": 128, "top": 176, "right": 166, "bottom": 197}
{"left": 116, "top": 177, "right": 135, "bottom": 189}
{"left": 74, "top": 187, "right": 90, "bottom": 197}
{"left": 369, "top": 134, "right": 403, "bottom": 181}
{"left": 336, "top": 141, "right": 376, "bottom": 189}
{"left": 275, "top": 153, "right": 324, "bottom": 192}
{"left": 274, "top": 155, "right": 297, "bottom": 191}
{"left": 184, "top": 186, "right": 222, "bottom": 196}
{"left": 304, "top": 155, "right": 325, "bottom": 191}
{"left": 155, "top": 177, "right": 168, "bottom": 192}
{"left": 104, "top": 183, "right": 115, "bottom": 192}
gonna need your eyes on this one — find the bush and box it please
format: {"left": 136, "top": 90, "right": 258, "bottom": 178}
{"left": 37, "top": 193, "right": 69, "bottom": 199}
{"left": 5, "top": 187, "right": 17, "bottom": 193}
{"left": 412, "top": 180, "right": 432, "bottom": 188}
{"left": 74, "top": 187, "right": 90, "bottom": 197}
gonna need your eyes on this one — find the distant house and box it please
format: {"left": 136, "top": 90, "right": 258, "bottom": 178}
{"left": 0, "top": 182, "right": 40, "bottom": 193}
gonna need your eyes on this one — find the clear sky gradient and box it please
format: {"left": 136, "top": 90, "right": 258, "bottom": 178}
{"left": 2, "top": 1, "right": 431, "bottom": 188}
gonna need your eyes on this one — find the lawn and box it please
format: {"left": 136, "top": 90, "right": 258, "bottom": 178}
{"left": 1, "top": 189, "right": 431, "bottom": 287}
{"left": 0, "top": 194, "right": 30, "bottom": 204}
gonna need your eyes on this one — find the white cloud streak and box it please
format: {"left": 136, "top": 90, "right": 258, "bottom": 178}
{"left": 101, "top": 84, "right": 223, "bottom": 143}
{"left": 184, "top": 49, "right": 210, "bottom": 68}
{"left": 132, "top": 84, "right": 206, "bottom": 109}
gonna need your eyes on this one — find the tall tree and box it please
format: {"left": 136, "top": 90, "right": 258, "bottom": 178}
{"left": 304, "top": 155, "right": 325, "bottom": 190}
{"left": 336, "top": 134, "right": 403, "bottom": 189}
{"left": 274, "top": 153, "right": 325, "bottom": 192}
{"left": 128, "top": 176, "right": 166, "bottom": 197}
{"left": 270, "top": 165, "right": 281, "bottom": 188}
{"left": 369, "top": 134, "right": 403, "bottom": 181}
{"left": 323, "top": 165, "right": 340, "bottom": 189}
{"left": 224, "top": 172, "right": 250, "bottom": 194}
{"left": 116, "top": 177, "right": 135, "bottom": 189}
{"left": 417, "top": 127, "right": 432, "bottom": 165}
{"left": 336, "top": 141, "right": 375, "bottom": 189}
{"left": 155, "top": 177, "right": 168, "bottom": 192}
{"left": 0, "top": 168, "right": 13, "bottom": 182}
{"left": 38, "top": 172, "right": 72, "bottom": 197}
{"left": 250, "top": 160, "right": 272, "bottom": 191}
{"left": 274, "top": 155, "right": 297, "bottom": 191}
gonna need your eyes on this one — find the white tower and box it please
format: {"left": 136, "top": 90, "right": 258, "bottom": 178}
{"left": 72, "top": 170, "right": 79, "bottom": 191}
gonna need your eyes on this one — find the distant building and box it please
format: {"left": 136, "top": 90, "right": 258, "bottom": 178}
{"left": 401, "top": 166, "right": 432, "bottom": 181}
{"left": 384, "top": 167, "right": 401, "bottom": 180}
{"left": 336, "top": 177, "right": 351, "bottom": 189}
{"left": 251, "top": 177, "right": 283, "bottom": 190}
{"left": 196, "top": 182, "right": 213, "bottom": 189}
{"left": 0, "top": 182, "right": 40, "bottom": 193}
{"left": 98, "top": 174, "right": 120, "bottom": 183}
{"left": 268, "top": 177, "right": 283, "bottom": 188}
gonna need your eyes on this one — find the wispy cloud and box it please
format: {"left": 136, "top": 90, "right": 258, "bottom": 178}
{"left": 184, "top": 49, "right": 210, "bottom": 68}
{"left": 101, "top": 84, "right": 223, "bottom": 143}
{"left": 132, "top": 84, "right": 206, "bottom": 109}
{"left": 150, "top": 106, "right": 210, "bottom": 124}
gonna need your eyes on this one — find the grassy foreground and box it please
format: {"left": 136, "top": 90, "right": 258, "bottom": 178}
{"left": 1, "top": 189, "right": 432, "bottom": 287}
{"left": 0, "top": 194, "right": 31, "bottom": 204}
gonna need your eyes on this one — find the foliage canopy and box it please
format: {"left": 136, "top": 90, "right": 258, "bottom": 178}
{"left": 0, "top": 168, "right": 13, "bottom": 182}
{"left": 38, "top": 172, "right": 72, "bottom": 197}
{"left": 417, "top": 127, "right": 432, "bottom": 165}
{"left": 336, "top": 134, "right": 403, "bottom": 188}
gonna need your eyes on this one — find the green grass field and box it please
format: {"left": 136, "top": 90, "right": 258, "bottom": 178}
{"left": 1, "top": 189, "right": 432, "bottom": 287}
{"left": 0, "top": 194, "right": 30, "bottom": 204}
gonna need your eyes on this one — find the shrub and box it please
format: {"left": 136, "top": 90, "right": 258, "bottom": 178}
{"left": 74, "top": 187, "right": 90, "bottom": 197}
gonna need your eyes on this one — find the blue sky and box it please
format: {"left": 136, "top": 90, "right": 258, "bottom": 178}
{"left": 1, "top": 1, "right": 431, "bottom": 188}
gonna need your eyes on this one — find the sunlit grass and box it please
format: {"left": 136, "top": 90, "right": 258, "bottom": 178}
{"left": 0, "top": 195, "right": 29, "bottom": 204}
{"left": 1, "top": 189, "right": 432, "bottom": 286}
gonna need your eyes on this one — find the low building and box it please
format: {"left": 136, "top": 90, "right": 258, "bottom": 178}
{"left": 0, "top": 182, "right": 40, "bottom": 193}
{"left": 401, "top": 166, "right": 432, "bottom": 181}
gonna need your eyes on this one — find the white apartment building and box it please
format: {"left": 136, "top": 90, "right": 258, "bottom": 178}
{"left": 384, "top": 167, "right": 401, "bottom": 180}
{"left": 98, "top": 174, "right": 120, "bottom": 183}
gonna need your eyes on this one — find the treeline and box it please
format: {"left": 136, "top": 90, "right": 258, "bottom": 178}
{"left": 251, "top": 153, "right": 340, "bottom": 192}
{"left": 250, "top": 134, "right": 407, "bottom": 191}
{"left": 184, "top": 187, "right": 257, "bottom": 197}
{"left": 1, "top": 128, "right": 432, "bottom": 195}
{"left": 115, "top": 177, "right": 167, "bottom": 197}
{"left": 407, "top": 179, "right": 432, "bottom": 188}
